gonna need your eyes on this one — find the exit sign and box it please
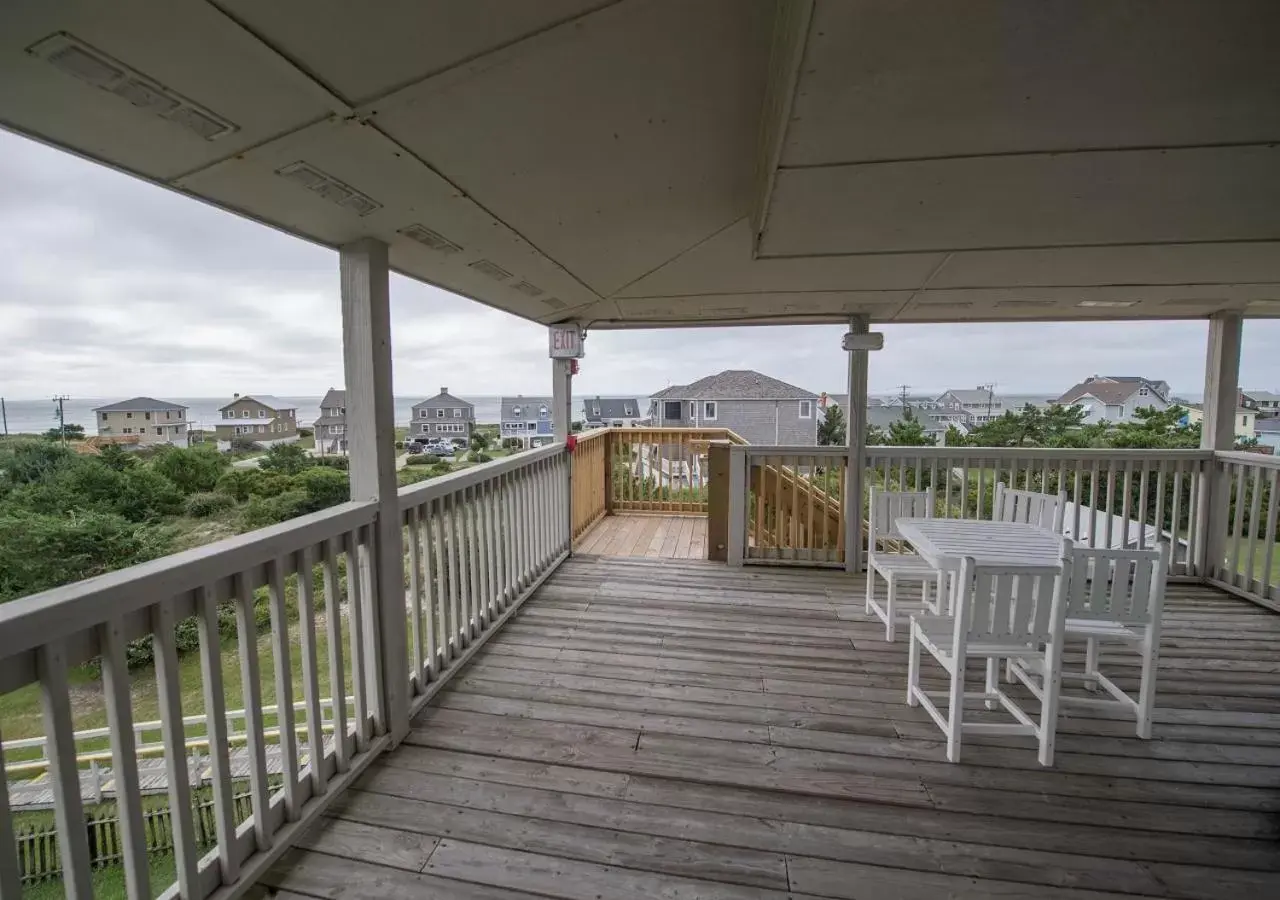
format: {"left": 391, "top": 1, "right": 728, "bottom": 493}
{"left": 548, "top": 325, "right": 584, "bottom": 359}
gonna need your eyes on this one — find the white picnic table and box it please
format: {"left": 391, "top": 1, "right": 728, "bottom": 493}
{"left": 894, "top": 518, "right": 1066, "bottom": 571}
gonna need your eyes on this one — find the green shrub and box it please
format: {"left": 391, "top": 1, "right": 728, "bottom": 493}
{"left": 184, "top": 491, "right": 236, "bottom": 518}
{"left": 313, "top": 456, "right": 349, "bottom": 471}
{"left": 215, "top": 469, "right": 258, "bottom": 502}
{"left": 9, "top": 460, "right": 182, "bottom": 523}
{"left": 501, "top": 438, "right": 522, "bottom": 451}
{"left": 428, "top": 462, "right": 454, "bottom": 477}
{"left": 293, "top": 466, "right": 349, "bottom": 511}
{"left": 257, "top": 443, "right": 312, "bottom": 476}
{"left": 229, "top": 438, "right": 262, "bottom": 453}
{"left": 404, "top": 453, "right": 439, "bottom": 466}
{"left": 150, "top": 445, "right": 228, "bottom": 494}
{"left": 248, "top": 472, "right": 292, "bottom": 498}
{"left": 469, "top": 451, "right": 493, "bottom": 464}
{"left": 0, "top": 510, "right": 172, "bottom": 603}
{"left": 240, "top": 489, "right": 312, "bottom": 529}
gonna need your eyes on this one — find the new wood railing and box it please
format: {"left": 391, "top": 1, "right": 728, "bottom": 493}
{"left": 570, "top": 429, "right": 609, "bottom": 541}
{"left": 1207, "top": 450, "right": 1280, "bottom": 608}
{"left": 598, "top": 426, "right": 746, "bottom": 516}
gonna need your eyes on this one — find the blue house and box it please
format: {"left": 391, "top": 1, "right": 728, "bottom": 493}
{"left": 500, "top": 396, "right": 554, "bottom": 448}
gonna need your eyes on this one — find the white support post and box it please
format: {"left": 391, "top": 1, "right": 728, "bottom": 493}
{"left": 340, "top": 237, "right": 409, "bottom": 743}
{"left": 1199, "top": 312, "right": 1243, "bottom": 577}
{"left": 552, "top": 356, "right": 573, "bottom": 549}
{"left": 845, "top": 315, "right": 870, "bottom": 573}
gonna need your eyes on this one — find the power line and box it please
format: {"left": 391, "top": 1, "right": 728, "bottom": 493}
{"left": 52, "top": 395, "right": 70, "bottom": 446}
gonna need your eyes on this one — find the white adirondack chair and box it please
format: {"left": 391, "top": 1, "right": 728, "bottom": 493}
{"left": 907, "top": 546, "right": 1071, "bottom": 766}
{"left": 865, "top": 487, "right": 942, "bottom": 642}
{"left": 1009, "top": 543, "right": 1169, "bottom": 739}
{"left": 993, "top": 482, "right": 1068, "bottom": 532}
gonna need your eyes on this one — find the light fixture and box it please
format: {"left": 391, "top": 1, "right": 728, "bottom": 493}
{"left": 468, "top": 259, "right": 512, "bottom": 281}
{"left": 276, "top": 162, "right": 381, "bottom": 216}
{"left": 399, "top": 224, "right": 462, "bottom": 254}
{"left": 541, "top": 297, "right": 568, "bottom": 311}
{"left": 28, "top": 33, "right": 237, "bottom": 141}
{"left": 1076, "top": 299, "right": 1137, "bottom": 308}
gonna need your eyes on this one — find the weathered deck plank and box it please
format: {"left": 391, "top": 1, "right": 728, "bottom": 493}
{"left": 287, "top": 557, "right": 1280, "bottom": 899}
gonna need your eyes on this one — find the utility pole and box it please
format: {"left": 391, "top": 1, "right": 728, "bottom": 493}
{"left": 1, "top": 397, "right": 7, "bottom": 436}
{"left": 979, "top": 382, "right": 997, "bottom": 420}
{"left": 896, "top": 384, "right": 911, "bottom": 409}
{"left": 52, "top": 395, "right": 69, "bottom": 445}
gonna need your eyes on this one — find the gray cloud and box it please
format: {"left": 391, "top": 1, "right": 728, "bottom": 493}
{"left": 2, "top": 128, "right": 1278, "bottom": 403}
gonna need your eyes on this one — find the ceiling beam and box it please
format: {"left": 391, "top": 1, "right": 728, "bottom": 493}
{"left": 750, "top": 0, "right": 813, "bottom": 257}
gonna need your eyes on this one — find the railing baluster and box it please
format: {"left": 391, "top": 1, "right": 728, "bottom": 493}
{"left": 153, "top": 599, "right": 199, "bottom": 893}
{"left": 443, "top": 494, "right": 462, "bottom": 655}
{"left": 100, "top": 616, "right": 151, "bottom": 897}
{"left": 38, "top": 640, "right": 93, "bottom": 898}
{"left": 234, "top": 571, "right": 273, "bottom": 850}
{"left": 407, "top": 506, "right": 424, "bottom": 687}
{"left": 0, "top": 725, "right": 19, "bottom": 900}
{"left": 459, "top": 487, "right": 477, "bottom": 643}
{"left": 1120, "top": 459, "right": 1134, "bottom": 550}
{"left": 297, "top": 546, "right": 327, "bottom": 797}
{"left": 344, "top": 532, "right": 370, "bottom": 750}
{"left": 1262, "top": 467, "right": 1279, "bottom": 601}
{"left": 194, "top": 583, "right": 240, "bottom": 886}
{"left": 322, "top": 537, "right": 350, "bottom": 770}
{"left": 1229, "top": 463, "right": 1247, "bottom": 586}
{"left": 1154, "top": 461, "right": 1168, "bottom": 559}
{"left": 1171, "top": 462, "right": 1186, "bottom": 571}
{"left": 976, "top": 459, "right": 987, "bottom": 521}
{"left": 1245, "top": 464, "right": 1264, "bottom": 594}
{"left": 266, "top": 557, "right": 301, "bottom": 818}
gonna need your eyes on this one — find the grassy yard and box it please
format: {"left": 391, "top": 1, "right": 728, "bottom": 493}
{"left": 22, "top": 852, "right": 177, "bottom": 899}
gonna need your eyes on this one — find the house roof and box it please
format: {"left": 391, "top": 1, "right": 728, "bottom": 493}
{"left": 1255, "top": 417, "right": 1280, "bottom": 433}
{"left": 585, "top": 397, "right": 641, "bottom": 420}
{"left": 650, "top": 370, "right": 817, "bottom": 401}
{"left": 1057, "top": 380, "right": 1142, "bottom": 406}
{"left": 649, "top": 384, "right": 686, "bottom": 401}
{"left": 500, "top": 396, "right": 553, "bottom": 419}
{"left": 312, "top": 415, "right": 346, "bottom": 428}
{"left": 938, "top": 388, "right": 1000, "bottom": 404}
{"left": 1243, "top": 390, "right": 1280, "bottom": 402}
{"left": 414, "top": 390, "right": 473, "bottom": 409}
{"left": 219, "top": 395, "right": 296, "bottom": 412}
{"left": 866, "top": 406, "right": 950, "bottom": 435}
{"left": 92, "top": 397, "right": 187, "bottom": 413}
{"left": 320, "top": 388, "right": 346, "bottom": 409}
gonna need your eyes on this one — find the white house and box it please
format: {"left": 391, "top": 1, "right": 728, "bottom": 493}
{"left": 935, "top": 387, "right": 1003, "bottom": 425}
{"left": 1185, "top": 403, "right": 1255, "bottom": 440}
{"left": 1241, "top": 390, "right": 1280, "bottom": 415}
{"left": 1055, "top": 376, "right": 1170, "bottom": 424}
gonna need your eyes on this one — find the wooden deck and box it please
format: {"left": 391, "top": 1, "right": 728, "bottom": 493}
{"left": 575, "top": 513, "right": 707, "bottom": 559}
{"left": 267, "top": 558, "right": 1280, "bottom": 899}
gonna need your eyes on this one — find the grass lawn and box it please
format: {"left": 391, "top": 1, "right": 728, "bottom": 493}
{"left": 22, "top": 852, "right": 177, "bottom": 899}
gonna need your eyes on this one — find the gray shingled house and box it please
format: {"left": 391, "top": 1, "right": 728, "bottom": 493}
{"left": 583, "top": 397, "right": 645, "bottom": 428}
{"left": 500, "top": 396, "right": 554, "bottom": 448}
{"left": 410, "top": 388, "right": 475, "bottom": 446}
{"left": 648, "top": 370, "right": 819, "bottom": 445}
{"left": 314, "top": 387, "right": 348, "bottom": 454}
{"left": 92, "top": 397, "right": 189, "bottom": 446}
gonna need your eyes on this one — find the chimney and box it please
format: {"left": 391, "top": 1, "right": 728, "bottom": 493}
{"left": 233, "top": 392, "right": 240, "bottom": 398}
{"left": 440, "top": 386, "right": 448, "bottom": 395}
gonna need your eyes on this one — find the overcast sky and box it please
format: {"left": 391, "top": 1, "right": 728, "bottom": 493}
{"left": 3, "top": 128, "right": 1278, "bottom": 402}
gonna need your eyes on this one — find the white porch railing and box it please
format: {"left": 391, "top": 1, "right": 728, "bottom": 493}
{"left": 1207, "top": 451, "right": 1280, "bottom": 608}
{"left": 728, "top": 446, "right": 1218, "bottom": 580}
{"left": 399, "top": 443, "right": 571, "bottom": 712}
{"left": 0, "top": 444, "right": 571, "bottom": 899}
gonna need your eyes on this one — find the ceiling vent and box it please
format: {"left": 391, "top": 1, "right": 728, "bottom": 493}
{"left": 915, "top": 300, "right": 973, "bottom": 309}
{"left": 512, "top": 280, "right": 544, "bottom": 298}
{"left": 995, "top": 299, "right": 1056, "bottom": 308}
{"left": 28, "top": 33, "right": 237, "bottom": 141}
{"left": 541, "top": 297, "right": 568, "bottom": 311}
{"left": 468, "top": 259, "right": 512, "bottom": 281}
{"left": 1077, "top": 299, "right": 1137, "bottom": 308}
{"left": 399, "top": 224, "right": 462, "bottom": 254}
{"left": 276, "top": 162, "right": 381, "bottom": 216}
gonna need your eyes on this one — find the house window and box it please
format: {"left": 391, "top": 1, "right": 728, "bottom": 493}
{"left": 528, "top": 422, "right": 537, "bottom": 431}
{"left": 539, "top": 406, "right": 549, "bottom": 418}
{"left": 1139, "top": 387, "right": 1149, "bottom": 397}
{"left": 241, "top": 410, "right": 249, "bottom": 418}
{"left": 144, "top": 412, "right": 152, "bottom": 420}
{"left": 437, "top": 409, "right": 445, "bottom": 418}
{"left": 663, "top": 401, "right": 681, "bottom": 421}
{"left": 155, "top": 427, "right": 163, "bottom": 435}
{"left": 101, "top": 412, "right": 108, "bottom": 421}
{"left": 454, "top": 408, "right": 462, "bottom": 418}
{"left": 177, "top": 411, "right": 183, "bottom": 419}
{"left": 258, "top": 425, "right": 266, "bottom": 434}
{"left": 624, "top": 406, "right": 633, "bottom": 416}
{"left": 421, "top": 424, "right": 429, "bottom": 434}
{"left": 126, "top": 412, "right": 133, "bottom": 419}
{"left": 258, "top": 410, "right": 266, "bottom": 418}
{"left": 799, "top": 400, "right": 813, "bottom": 419}
{"left": 330, "top": 425, "right": 345, "bottom": 435}
{"left": 123, "top": 427, "right": 132, "bottom": 434}
{"left": 592, "top": 405, "right": 600, "bottom": 416}
{"left": 512, "top": 405, "right": 522, "bottom": 416}
{"left": 689, "top": 402, "right": 696, "bottom": 419}
{"left": 703, "top": 401, "right": 717, "bottom": 420}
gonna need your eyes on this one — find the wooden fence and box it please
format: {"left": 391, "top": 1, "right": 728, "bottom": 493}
{"left": 17, "top": 791, "right": 255, "bottom": 884}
